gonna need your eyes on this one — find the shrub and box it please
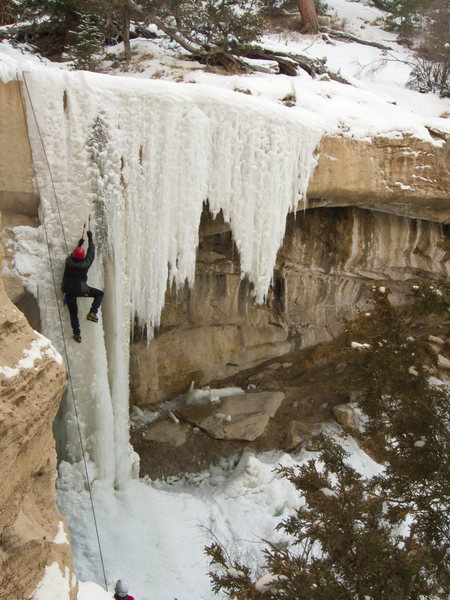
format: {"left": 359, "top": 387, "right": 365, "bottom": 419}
{"left": 206, "top": 284, "right": 450, "bottom": 599}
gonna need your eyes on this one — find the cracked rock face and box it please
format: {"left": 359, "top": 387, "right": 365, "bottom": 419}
{"left": 0, "top": 213, "right": 76, "bottom": 599}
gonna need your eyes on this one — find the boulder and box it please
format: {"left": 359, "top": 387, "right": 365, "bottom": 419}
{"left": 176, "top": 391, "right": 284, "bottom": 441}
{"left": 427, "top": 336, "right": 446, "bottom": 358}
{"left": 428, "top": 342, "right": 442, "bottom": 356}
{"left": 283, "top": 421, "right": 311, "bottom": 452}
{"left": 142, "top": 419, "right": 190, "bottom": 447}
{"left": 332, "top": 402, "right": 366, "bottom": 431}
{"left": 428, "top": 334, "right": 445, "bottom": 346}
{"left": 437, "top": 354, "right": 450, "bottom": 371}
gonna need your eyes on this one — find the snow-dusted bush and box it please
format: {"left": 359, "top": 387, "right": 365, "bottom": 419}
{"left": 381, "top": 0, "right": 449, "bottom": 97}
{"left": 407, "top": 58, "right": 449, "bottom": 97}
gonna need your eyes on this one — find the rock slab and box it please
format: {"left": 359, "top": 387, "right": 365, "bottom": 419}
{"left": 176, "top": 391, "right": 285, "bottom": 441}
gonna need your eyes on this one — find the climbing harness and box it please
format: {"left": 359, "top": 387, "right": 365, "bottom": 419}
{"left": 17, "top": 72, "right": 109, "bottom": 591}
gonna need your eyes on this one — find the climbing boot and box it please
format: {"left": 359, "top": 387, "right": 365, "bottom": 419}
{"left": 87, "top": 311, "right": 98, "bottom": 323}
{"left": 73, "top": 333, "right": 82, "bottom": 343}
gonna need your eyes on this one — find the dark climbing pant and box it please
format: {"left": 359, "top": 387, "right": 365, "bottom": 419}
{"left": 66, "top": 287, "right": 104, "bottom": 335}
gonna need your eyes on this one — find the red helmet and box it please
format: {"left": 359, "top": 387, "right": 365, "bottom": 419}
{"left": 72, "top": 247, "right": 85, "bottom": 260}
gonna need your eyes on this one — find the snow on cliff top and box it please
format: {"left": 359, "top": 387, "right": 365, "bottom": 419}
{"left": 1, "top": 0, "right": 449, "bottom": 144}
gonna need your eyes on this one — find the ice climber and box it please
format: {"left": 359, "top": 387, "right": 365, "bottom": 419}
{"left": 114, "top": 579, "right": 135, "bottom": 600}
{"left": 61, "top": 228, "right": 103, "bottom": 343}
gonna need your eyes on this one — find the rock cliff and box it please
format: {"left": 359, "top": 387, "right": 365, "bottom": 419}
{"left": 0, "top": 213, "right": 76, "bottom": 599}
{"left": 0, "top": 78, "right": 449, "bottom": 410}
{"left": 0, "top": 80, "right": 40, "bottom": 331}
{"left": 131, "top": 204, "right": 448, "bottom": 408}
{"left": 0, "top": 75, "right": 448, "bottom": 571}
{"left": 0, "top": 81, "right": 450, "bottom": 394}
{"left": 308, "top": 134, "right": 449, "bottom": 223}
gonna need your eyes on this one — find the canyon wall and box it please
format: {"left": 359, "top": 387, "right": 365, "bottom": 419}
{"left": 0, "top": 77, "right": 448, "bottom": 584}
{"left": 308, "top": 134, "right": 449, "bottom": 223}
{"left": 0, "top": 80, "right": 40, "bottom": 330}
{"left": 131, "top": 205, "right": 448, "bottom": 408}
{"left": 129, "top": 128, "right": 449, "bottom": 408}
{"left": 0, "top": 78, "right": 449, "bottom": 409}
{"left": 0, "top": 213, "right": 76, "bottom": 599}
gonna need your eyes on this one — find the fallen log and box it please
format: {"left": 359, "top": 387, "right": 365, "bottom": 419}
{"left": 321, "top": 26, "right": 392, "bottom": 50}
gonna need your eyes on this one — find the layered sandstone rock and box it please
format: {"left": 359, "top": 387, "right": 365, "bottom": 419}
{"left": 0, "top": 81, "right": 38, "bottom": 219}
{"left": 0, "top": 80, "right": 40, "bottom": 330}
{"left": 308, "top": 134, "right": 449, "bottom": 223}
{"left": 131, "top": 205, "right": 448, "bottom": 408}
{"left": 0, "top": 214, "right": 76, "bottom": 599}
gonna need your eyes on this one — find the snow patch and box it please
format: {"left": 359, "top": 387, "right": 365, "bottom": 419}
{"left": 0, "top": 332, "right": 62, "bottom": 379}
{"left": 54, "top": 521, "right": 69, "bottom": 545}
{"left": 255, "top": 573, "right": 288, "bottom": 593}
{"left": 32, "top": 563, "right": 72, "bottom": 600}
{"left": 351, "top": 341, "right": 372, "bottom": 351}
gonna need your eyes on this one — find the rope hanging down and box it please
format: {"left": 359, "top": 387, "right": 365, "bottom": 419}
{"left": 17, "top": 72, "right": 109, "bottom": 592}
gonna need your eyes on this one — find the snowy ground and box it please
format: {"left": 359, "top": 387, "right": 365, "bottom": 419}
{"left": 49, "top": 434, "right": 382, "bottom": 600}
{"left": 1, "top": 1, "right": 449, "bottom": 599}
{"left": 1, "top": 0, "right": 448, "bottom": 141}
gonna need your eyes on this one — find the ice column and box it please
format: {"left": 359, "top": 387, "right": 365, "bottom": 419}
{"left": 17, "top": 65, "right": 321, "bottom": 485}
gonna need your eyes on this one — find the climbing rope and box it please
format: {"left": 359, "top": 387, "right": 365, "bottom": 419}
{"left": 17, "top": 71, "right": 109, "bottom": 591}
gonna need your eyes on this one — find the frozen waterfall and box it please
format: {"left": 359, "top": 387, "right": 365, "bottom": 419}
{"left": 6, "top": 63, "right": 321, "bottom": 487}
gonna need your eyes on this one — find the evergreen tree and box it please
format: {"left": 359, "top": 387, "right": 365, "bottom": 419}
{"left": 12, "top": 0, "right": 80, "bottom": 56}
{"left": 9, "top": 0, "right": 332, "bottom": 76}
{"left": 67, "top": 13, "right": 104, "bottom": 69}
{"left": 145, "top": 0, "right": 265, "bottom": 69}
{"left": 206, "top": 284, "right": 450, "bottom": 599}
{"left": 73, "top": 0, "right": 150, "bottom": 62}
{"left": 15, "top": 0, "right": 266, "bottom": 67}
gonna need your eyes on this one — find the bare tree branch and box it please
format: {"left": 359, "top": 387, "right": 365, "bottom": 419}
{"left": 321, "top": 26, "right": 392, "bottom": 50}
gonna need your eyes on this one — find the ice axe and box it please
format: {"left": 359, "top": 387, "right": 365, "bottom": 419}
{"left": 80, "top": 215, "right": 91, "bottom": 241}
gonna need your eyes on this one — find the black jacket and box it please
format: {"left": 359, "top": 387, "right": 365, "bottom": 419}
{"left": 61, "top": 237, "right": 95, "bottom": 296}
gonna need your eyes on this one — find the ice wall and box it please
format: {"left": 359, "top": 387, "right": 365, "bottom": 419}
{"left": 3, "top": 61, "right": 321, "bottom": 487}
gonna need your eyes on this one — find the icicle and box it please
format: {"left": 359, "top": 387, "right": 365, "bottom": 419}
{"left": 17, "top": 65, "right": 321, "bottom": 484}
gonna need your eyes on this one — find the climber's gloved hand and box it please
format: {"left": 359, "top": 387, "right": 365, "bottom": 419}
{"left": 87, "top": 230, "right": 93, "bottom": 241}
{"left": 78, "top": 238, "right": 84, "bottom": 247}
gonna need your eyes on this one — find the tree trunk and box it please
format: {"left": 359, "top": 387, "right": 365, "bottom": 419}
{"left": 266, "top": 0, "right": 276, "bottom": 16}
{"left": 297, "top": 0, "right": 319, "bottom": 34}
{"left": 123, "top": 13, "right": 131, "bottom": 62}
{"left": 0, "top": 0, "right": 13, "bottom": 26}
